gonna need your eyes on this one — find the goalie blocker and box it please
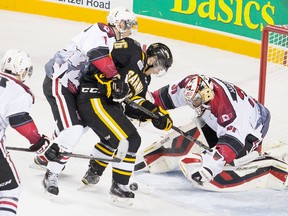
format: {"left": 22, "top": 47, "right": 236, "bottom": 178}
{"left": 137, "top": 122, "right": 288, "bottom": 191}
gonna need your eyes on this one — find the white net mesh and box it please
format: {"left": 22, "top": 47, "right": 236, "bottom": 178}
{"left": 261, "top": 25, "right": 288, "bottom": 151}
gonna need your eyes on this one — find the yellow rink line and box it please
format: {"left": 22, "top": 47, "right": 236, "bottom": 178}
{"left": 0, "top": 0, "right": 261, "bottom": 58}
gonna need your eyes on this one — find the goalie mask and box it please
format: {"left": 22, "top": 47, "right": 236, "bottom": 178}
{"left": 107, "top": 7, "right": 138, "bottom": 35}
{"left": 146, "top": 43, "right": 173, "bottom": 76}
{"left": 184, "top": 75, "right": 214, "bottom": 116}
{"left": 1, "top": 49, "right": 33, "bottom": 82}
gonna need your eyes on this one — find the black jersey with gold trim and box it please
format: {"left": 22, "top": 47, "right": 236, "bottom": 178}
{"left": 112, "top": 38, "right": 151, "bottom": 99}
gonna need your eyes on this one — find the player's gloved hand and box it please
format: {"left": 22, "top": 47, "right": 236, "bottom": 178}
{"left": 190, "top": 149, "right": 226, "bottom": 184}
{"left": 112, "top": 75, "right": 129, "bottom": 102}
{"left": 151, "top": 106, "right": 173, "bottom": 131}
{"left": 29, "top": 134, "right": 50, "bottom": 154}
{"left": 191, "top": 167, "right": 214, "bottom": 185}
{"left": 44, "top": 143, "right": 63, "bottom": 163}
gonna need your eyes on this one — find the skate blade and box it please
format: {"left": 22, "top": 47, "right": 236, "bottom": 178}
{"left": 81, "top": 178, "right": 90, "bottom": 185}
{"left": 110, "top": 195, "right": 134, "bottom": 207}
{"left": 42, "top": 187, "right": 58, "bottom": 201}
{"left": 77, "top": 184, "right": 98, "bottom": 192}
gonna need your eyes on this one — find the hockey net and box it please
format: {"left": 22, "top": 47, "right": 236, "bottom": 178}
{"left": 258, "top": 25, "right": 288, "bottom": 151}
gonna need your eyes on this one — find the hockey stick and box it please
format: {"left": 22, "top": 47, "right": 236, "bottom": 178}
{"left": 6, "top": 146, "right": 121, "bottom": 162}
{"left": 125, "top": 98, "right": 159, "bottom": 119}
{"left": 125, "top": 98, "right": 211, "bottom": 151}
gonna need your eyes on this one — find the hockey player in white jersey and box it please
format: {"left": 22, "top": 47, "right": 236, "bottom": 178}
{"left": 0, "top": 49, "right": 50, "bottom": 216}
{"left": 150, "top": 74, "right": 272, "bottom": 188}
{"left": 37, "top": 7, "right": 138, "bottom": 196}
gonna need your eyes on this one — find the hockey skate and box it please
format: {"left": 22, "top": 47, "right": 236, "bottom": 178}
{"left": 31, "top": 156, "right": 66, "bottom": 171}
{"left": 81, "top": 160, "right": 101, "bottom": 185}
{"left": 42, "top": 170, "right": 59, "bottom": 196}
{"left": 34, "top": 156, "right": 48, "bottom": 167}
{"left": 110, "top": 180, "right": 135, "bottom": 207}
{"left": 82, "top": 168, "right": 100, "bottom": 185}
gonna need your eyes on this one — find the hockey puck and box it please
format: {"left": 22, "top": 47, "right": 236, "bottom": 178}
{"left": 129, "top": 182, "right": 138, "bottom": 191}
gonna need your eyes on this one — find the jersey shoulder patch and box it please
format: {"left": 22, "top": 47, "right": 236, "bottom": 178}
{"left": 97, "top": 23, "right": 115, "bottom": 38}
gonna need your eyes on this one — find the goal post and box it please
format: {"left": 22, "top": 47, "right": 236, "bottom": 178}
{"left": 258, "top": 24, "right": 288, "bottom": 150}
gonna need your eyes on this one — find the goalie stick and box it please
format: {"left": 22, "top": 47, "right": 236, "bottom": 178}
{"left": 125, "top": 98, "right": 211, "bottom": 151}
{"left": 6, "top": 146, "right": 121, "bottom": 162}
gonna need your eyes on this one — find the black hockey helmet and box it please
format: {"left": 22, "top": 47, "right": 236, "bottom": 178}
{"left": 146, "top": 43, "right": 173, "bottom": 71}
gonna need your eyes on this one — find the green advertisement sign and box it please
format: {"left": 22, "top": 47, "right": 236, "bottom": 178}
{"left": 133, "top": 0, "right": 288, "bottom": 40}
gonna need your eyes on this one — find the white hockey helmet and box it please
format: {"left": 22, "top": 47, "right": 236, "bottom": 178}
{"left": 107, "top": 7, "right": 138, "bottom": 34}
{"left": 1, "top": 49, "right": 33, "bottom": 82}
{"left": 184, "top": 75, "right": 214, "bottom": 116}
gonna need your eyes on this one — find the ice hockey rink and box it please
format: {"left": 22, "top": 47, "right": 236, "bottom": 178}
{"left": 1, "top": 10, "right": 288, "bottom": 216}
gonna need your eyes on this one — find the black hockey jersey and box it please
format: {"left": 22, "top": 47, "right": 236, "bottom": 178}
{"left": 112, "top": 37, "right": 150, "bottom": 99}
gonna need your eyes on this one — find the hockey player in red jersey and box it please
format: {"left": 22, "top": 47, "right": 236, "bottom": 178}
{"left": 37, "top": 7, "right": 138, "bottom": 196}
{"left": 0, "top": 49, "right": 50, "bottom": 216}
{"left": 151, "top": 74, "right": 271, "bottom": 187}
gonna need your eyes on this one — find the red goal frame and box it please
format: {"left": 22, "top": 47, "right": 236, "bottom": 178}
{"left": 258, "top": 25, "right": 288, "bottom": 104}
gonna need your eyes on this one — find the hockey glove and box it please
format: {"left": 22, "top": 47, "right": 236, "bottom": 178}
{"left": 44, "top": 143, "right": 63, "bottom": 163}
{"left": 29, "top": 134, "right": 50, "bottom": 154}
{"left": 111, "top": 75, "right": 129, "bottom": 103}
{"left": 151, "top": 106, "right": 173, "bottom": 131}
{"left": 191, "top": 149, "right": 225, "bottom": 184}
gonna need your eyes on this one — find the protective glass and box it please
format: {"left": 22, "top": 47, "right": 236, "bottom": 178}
{"left": 184, "top": 91, "right": 202, "bottom": 108}
{"left": 148, "top": 57, "right": 166, "bottom": 76}
{"left": 153, "top": 58, "right": 166, "bottom": 71}
{"left": 27, "top": 66, "right": 33, "bottom": 78}
{"left": 21, "top": 66, "right": 33, "bottom": 82}
{"left": 119, "top": 19, "right": 138, "bottom": 31}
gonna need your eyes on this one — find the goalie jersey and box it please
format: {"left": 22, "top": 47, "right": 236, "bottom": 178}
{"left": 152, "top": 75, "right": 270, "bottom": 161}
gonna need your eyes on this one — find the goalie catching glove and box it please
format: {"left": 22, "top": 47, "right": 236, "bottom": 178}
{"left": 111, "top": 75, "right": 129, "bottom": 102}
{"left": 179, "top": 148, "right": 226, "bottom": 185}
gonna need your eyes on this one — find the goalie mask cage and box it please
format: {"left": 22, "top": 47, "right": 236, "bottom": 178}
{"left": 258, "top": 24, "right": 288, "bottom": 151}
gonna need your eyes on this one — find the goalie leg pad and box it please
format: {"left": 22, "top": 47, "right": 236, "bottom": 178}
{"left": 137, "top": 123, "right": 203, "bottom": 174}
{"left": 147, "top": 156, "right": 180, "bottom": 174}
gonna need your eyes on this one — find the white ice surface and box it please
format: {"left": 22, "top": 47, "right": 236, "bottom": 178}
{"left": 1, "top": 10, "right": 288, "bottom": 216}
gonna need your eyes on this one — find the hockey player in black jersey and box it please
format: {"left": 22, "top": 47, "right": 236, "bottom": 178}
{"left": 77, "top": 39, "right": 173, "bottom": 205}
{"left": 36, "top": 7, "right": 138, "bottom": 196}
